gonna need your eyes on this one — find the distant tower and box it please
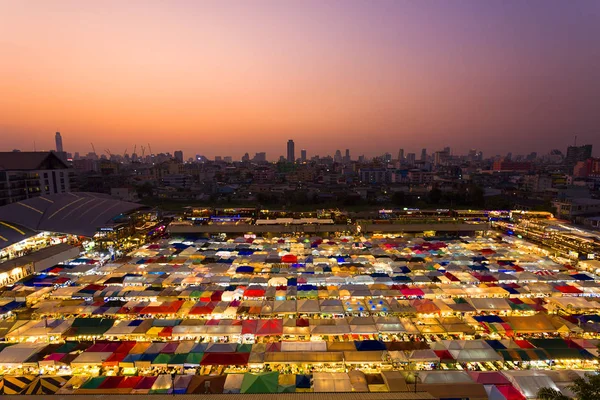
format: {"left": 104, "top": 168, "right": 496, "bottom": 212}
{"left": 334, "top": 150, "right": 342, "bottom": 163}
{"left": 420, "top": 148, "right": 427, "bottom": 161}
{"left": 301, "top": 149, "right": 307, "bottom": 163}
{"left": 287, "top": 140, "right": 295, "bottom": 163}
{"left": 398, "top": 148, "right": 404, "bottom": 162}
{"left": 174, "top": 150, "right": 183, "bottom": 163}
{"left": 55, "top": 132, "right": 63, "bottom": 153}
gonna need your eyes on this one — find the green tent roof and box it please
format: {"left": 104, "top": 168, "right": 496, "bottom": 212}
{"left": 241, "top": 372, "right": 279, "bottom": 394}
{"left": 169, "top": 353, "right": 188, "bottom": 366}
{"left": 237, "top": 344, "right": 253, "bottom": 353}
{"left": 152, "top": 354, "right": 173, "bottom": 365}
{"left": 80, "top": 376, "right": 106, "bottom": 390}
{"left": 185, "top": 352, "right": 204, "bottom": 366}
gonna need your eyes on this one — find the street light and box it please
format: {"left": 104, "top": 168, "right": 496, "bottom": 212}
{"left": 414, "top": 372, "right": 420, "bottom": 393}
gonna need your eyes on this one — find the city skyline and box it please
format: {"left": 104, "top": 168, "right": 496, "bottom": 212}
{"left": 1, "top": 1, "right": 600, "bottom": 158}
{"left": 5, "top": 132, "right": 596, "bottom": 162}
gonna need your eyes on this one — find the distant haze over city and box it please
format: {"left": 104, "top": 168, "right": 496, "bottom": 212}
{"left": 1, "top": 1, "right": 599, "bottom": 158}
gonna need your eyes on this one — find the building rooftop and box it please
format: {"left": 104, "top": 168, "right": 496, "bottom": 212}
{"left": 0, "top": 243, "right": 78, "bottom": 273}
{"left": 0, "top": 192, "right": 145, "bottom": 237}
{"left": 0, "top": 151, "right": 68, "bottom": 171}
{"left": 0, "top": 221, "right": 37, "bottom": 250}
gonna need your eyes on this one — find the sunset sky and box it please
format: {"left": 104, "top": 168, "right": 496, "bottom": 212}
{"left": 1, "top": 1, "right": 599, "bottom": 159}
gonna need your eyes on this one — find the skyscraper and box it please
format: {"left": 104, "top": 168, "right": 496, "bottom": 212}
{"left": 300, "top": 149, "right": 307, "bottom": 163}
{"left": 565, "top": 144, "right": 592, "bottom": 171}
{"left": 398, "top": 148, "right": 404, "bottom": 162}
{"left": 55, "top": 132, "right": 63, "bottom": 153}
{"left": 420, "top": 148, "right": 427, "bottom": 161}
{"left": 174, "top": 150, "right": 183, "bottom": 163}
{"left": 287, "top": 140, "right": 295, "bottom": 163}
{"left": 345, "top": 149, "right": 350, "bottom": 163}
{"left": 334, "top": 150, "right": 342, "bottom": 163}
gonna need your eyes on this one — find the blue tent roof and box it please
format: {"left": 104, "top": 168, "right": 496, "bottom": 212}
{"left": 571, "top": 273, "right": 593, "bottom": 281}
{"left": 354, "top": 340, "right": 387, "bottom": 351}
{"left": 236, "top": 266, "right": 254, "bottom": 274}
{"left": 298, "top": 284, "right": 318, "bottom": 291}
{"left": 473, "top": 315, "right": 504, "bottom": 323}
{"left": 296, "top": 375, "right": 312, "bottom": 388}
{"left": 486, "top": 340, "right": 507, "bottom": 350}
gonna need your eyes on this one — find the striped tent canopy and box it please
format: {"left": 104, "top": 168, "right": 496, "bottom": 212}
{"left": 24, "top": 376, "right": 71, "bottom": 395}
{"left": 1, "top": 375, "right": 37, "bottom": 394}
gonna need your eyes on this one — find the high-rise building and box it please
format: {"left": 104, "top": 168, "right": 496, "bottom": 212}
{"left": 420, "top": 148, "right": 427, "bottom": 161}
{"left": 242, "top": 153, "right": 250, "bottom": 162}
{"left": 406, "top": 153, "right": 416, "bottom": 166}
{"left": 0, "top": 152, "right": 71, "bottom": 206}
{"left": 55, "top": 132, "right": 63, "bottom": 153}
{"left": 287, "top": 140, "right": 295, "bottom": 163}
{"left": 334, "top": 150, "right": 342, "bottom": 163}
{"left": 300, "top": 149, "right": 307, "bottom": 163}
{"left": 344, "top": 149, "right": 350, "bottom": 163}
{"left": 224, "top": 156, "right": 232, "bottom": 163}
{"left": 174, "top": 150, "right": 183, "bottom": 163}
{"left": 565, "top": 144, "right": 592, "bottom": 171}
{"left": 398, "top": 149, "right": 404, "bottom": 162}
{"left": 253, "top": 152, "right": 267, "bottom": 162}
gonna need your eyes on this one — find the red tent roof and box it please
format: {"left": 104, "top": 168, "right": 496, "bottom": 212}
{"left": 103, "top": 352, "right": 128, "bottom": 367}
{"left": 256, "top": 319, "right": 283, "bottom": 336}
{"left": 468, "top": 371, "right": 511, "bottom": 385}
{"left": 514, "top": 340, "right": 535, "bottom": 349}
{"left": 401, "top": 288, "right": 425, "bottom": 297}
{"left": 242, "top": 320, "right": 258, "bottom": 335}
{"left": 200, "top": 352, "right": 249, "bottom": 365}
{"left": 134, "top": 376, "right": 157, "bottom": 389}
{"left": 98, "top": 376, "right": 123, "bottom": 389}
{"left": 117, "top": 376, "right": 143, "bottom": 389}
{"left": 244, "top": 288, "right": 266, "bottom": 298}
{"left": 496, "top": 385, "right": 526, "bottom": 400}
{"left": 281, "top": 254, "right": 298, "bottom": 263}
{"left": 555, "top": 285, "right": 583, "bottom": 294}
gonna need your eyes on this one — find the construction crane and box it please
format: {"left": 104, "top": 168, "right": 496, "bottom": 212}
{"left": 104, "top": 149, "right": 112, "bottom": 157}
{"left": 90, "top": 142, "right": 96, "bottom": 155}
{"left": 132, "top": 144, "right": 137, "bottom": 156}
{"left": 123, "top": 148, "right": 128, "bottom": 158}
{"left": 140, "top": 146, "right": 146, "bottom": 158}
{"left": 147, "top": 143, "right": 153, "bottom": 156}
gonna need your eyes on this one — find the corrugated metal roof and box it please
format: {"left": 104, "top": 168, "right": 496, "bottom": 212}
{"left": 0, "top": 221, "right": 37, "bottom": 250}
{"left": 0, "top": 192, "right": 145, "bottom": 237}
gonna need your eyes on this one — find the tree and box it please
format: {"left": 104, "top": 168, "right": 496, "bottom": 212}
{"left": 428, "top": 187, "right": 442, "bottom": 205}
{"left": 392, "top": 191, "right": 406, "bottom": 206}
{"left": 568, "top": 373, "right": 600, "bottom": 400}
{"left": 537, "top": 373, "right": 600, "bottom": 400}
{"left": 537, "top": 387, "right": 570, "bottom": 400}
